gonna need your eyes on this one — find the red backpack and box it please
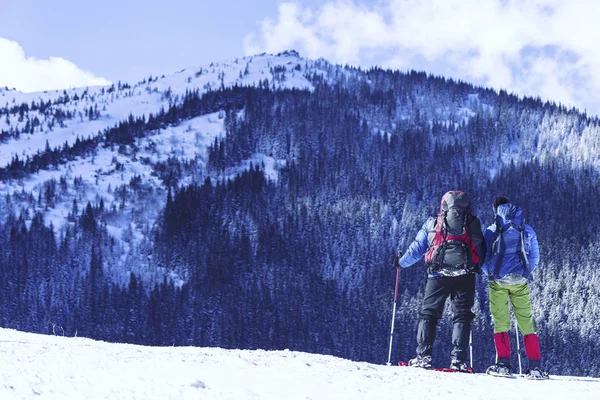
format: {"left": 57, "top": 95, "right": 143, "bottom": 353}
{"left": 425, "top": 191, "right": 480, "bottom": 272}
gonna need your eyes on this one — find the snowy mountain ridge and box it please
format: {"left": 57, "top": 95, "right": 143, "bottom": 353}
{"left": 0, "top": 50, "right": 320, "bottom": 167}
{"left": 1, "top": 328, "right": 598, "bottom": 400}
{"left": 1, "top": 50, "right": 599, "bottom": 287}
{"left": 0, "top": 51, "right": 333, "bottom": 284}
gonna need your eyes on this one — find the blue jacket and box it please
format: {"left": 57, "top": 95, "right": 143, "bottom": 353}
{"left": 398, "top": 216, "right": 485, "bottom": 277}
{"left": 398, "top": 217, "right": 436, "bottom": 269}
{"left": 481, "top": 203, "right": 540, "bottom": 281}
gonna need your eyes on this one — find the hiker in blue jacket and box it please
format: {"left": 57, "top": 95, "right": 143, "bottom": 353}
{"left": 482, "top": 196, "right": 548, "bottom": 379}
{"left": 396, "top": 191, "right": 485, "bottom": 372}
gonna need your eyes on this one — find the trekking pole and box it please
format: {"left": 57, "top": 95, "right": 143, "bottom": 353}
{"left": 469, "top": 331, "right": 473, "bottom": 368}
{"left": 386, "top": 252, "right": 402, "bottom": 366}
{"left": 514, "top": 315, "right": 522, "bottom": 374}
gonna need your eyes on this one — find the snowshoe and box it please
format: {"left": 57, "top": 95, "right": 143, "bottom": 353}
{"left": 486, "top": 363, "right": 515, "bottom": 378}
{"left": 450, "top": 360, "right": 474, "bottom": 373}
{"left": 408, "top": 355, "right": 432, "bottom": 369}
{"left": 525, "top": 367, "right": 549, "bottom": 380}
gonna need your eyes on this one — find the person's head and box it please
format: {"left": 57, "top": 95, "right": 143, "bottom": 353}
{"left": 493, "top": 196, "right": 511, "bottom": 213}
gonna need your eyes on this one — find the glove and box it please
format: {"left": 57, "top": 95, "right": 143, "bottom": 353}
{"left": 393, "top": 251, "right": 403, "bottom": 269}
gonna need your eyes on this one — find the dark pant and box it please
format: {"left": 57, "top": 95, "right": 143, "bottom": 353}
{"left": 416, "top": 274, "right": 476, "bottom": 363}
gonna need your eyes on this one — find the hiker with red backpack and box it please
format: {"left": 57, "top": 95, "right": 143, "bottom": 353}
{"left": 396, "top": 191, "right": 485, "bottom": 372}
{"left": 482, "top": 196, "right": 549, "bottom": 379}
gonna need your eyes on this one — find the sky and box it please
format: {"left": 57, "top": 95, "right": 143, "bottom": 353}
{"left": 2, "top": 0, "right": 600, "bottom": 117}
{"left": 1, "top": 328, "right": 599, "bottom": 400}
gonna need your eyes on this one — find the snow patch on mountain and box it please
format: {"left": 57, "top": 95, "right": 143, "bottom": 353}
{"left": 0, "top": 51, "right": 318, "bottom": 167}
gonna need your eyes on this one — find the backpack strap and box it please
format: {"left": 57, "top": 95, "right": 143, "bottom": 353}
{"left": 491, "top": 223, "right": 505, "bottom": 280}
{"left": 426, "top": 211, "right": 447, "bottom": 268}
{"left": 464, "top": 213, "right": 479, "bottom": 270}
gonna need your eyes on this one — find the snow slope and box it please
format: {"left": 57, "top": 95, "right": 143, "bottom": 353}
{"left": 0, "top": 51, "right": 322, "bottom": 284}
{"left": 0, "top": 329, "right": 598, "bottom": 400}
{"left": 0, "top": 50, "right": 317, "bottom": 167}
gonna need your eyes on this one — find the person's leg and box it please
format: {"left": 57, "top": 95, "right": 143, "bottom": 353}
{"left": 489, "top": 281, "right": 511, "bottom": 365}
{"left": 416, "top": 277, "right": 451, "bottom": 359}
{"left": 449, "top": 274, "right": 476, "bottom": 364}
{"left": 509, "top": 283, "right": 541, "bottom": 368}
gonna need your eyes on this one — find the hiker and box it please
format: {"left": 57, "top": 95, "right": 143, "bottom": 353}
{"left": 482, "top": 196, "right": 549, "bottom": 379}
{"left": 395, "top": 191, "right": 485, "bottom": 372}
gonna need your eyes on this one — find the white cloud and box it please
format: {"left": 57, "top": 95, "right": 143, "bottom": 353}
{"left": 0, "top": 38, "right": 111, "bottom": 93}
{"left": 244, "top": 0, "right": 600, "bottom": 117}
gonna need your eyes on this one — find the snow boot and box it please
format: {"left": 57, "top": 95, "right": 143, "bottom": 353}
{"left": 408, "top": 355, "right": 432, "bottom": 369}
{"left": 450, "top": 359, "right": 473, "bottom": 373}
{"left": 525, "top": 367, "right": 549, "bottom": 380}
{"left": 486, "top": 362, "right": 514, "bottom": 378}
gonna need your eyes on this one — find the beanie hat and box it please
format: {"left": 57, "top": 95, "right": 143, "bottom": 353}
{"left": 493, "top": 196, "right": 511, "bottom": 211}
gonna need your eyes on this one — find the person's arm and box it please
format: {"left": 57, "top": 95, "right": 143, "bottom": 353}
{"left": 526, "top": 226, "right": 540, "bottom": 272}
{"left": 398, "top": 217, "right": 434, "bottom": 268}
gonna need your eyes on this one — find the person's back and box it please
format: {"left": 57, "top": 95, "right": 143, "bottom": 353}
{"left": 401, "top": 191, "right": 485, "bottom": 278}
{"left": 483, "top": 202, "right": 539, "bottom": 285}
{"left": 397, "top": 190, "right": 485, "bottom": 371}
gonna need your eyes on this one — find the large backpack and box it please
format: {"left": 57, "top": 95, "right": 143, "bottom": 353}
{"left": 425, "top": 191, "right": 480, "bottom": 273}
{"left": 490, "top": 203, "right": 529, "bottom": 279}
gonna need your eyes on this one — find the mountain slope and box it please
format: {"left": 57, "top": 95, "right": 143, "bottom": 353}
{"left": 1, "top": 52, "right": 600, "bottom": 377}
{"left": 1, "top": 328, "right": 598, "bottom": 400}
{"left": 0, "top": 49, "right": 320, "bottom": 168}
{"left": 2, "top": 51, "right": 599, "bottom": 285}
{"left": 0, "top": 51, "right": 326, "bottom": 283}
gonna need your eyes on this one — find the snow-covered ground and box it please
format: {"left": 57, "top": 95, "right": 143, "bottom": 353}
{"left": 0, "top": 329, "right": 597, "bottom": 400}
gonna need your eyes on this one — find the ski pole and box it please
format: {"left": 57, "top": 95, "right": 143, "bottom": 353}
{"left": 469, "top": 331, "right": 473, "bottom": 368}
{"left": 514, "top": 318, "right": 522, "bottom": 374}
{"left": 386, "top": 253, "right": 402, "bottom": 366}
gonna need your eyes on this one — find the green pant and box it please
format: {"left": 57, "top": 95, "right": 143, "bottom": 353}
{"left": 488, "top": 282, "right": 535, "bottom": 335}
